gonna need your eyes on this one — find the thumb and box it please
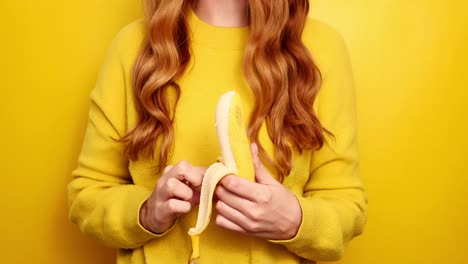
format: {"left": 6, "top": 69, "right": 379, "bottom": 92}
{"left": 250, "top": 143, "right": 278, "bottom": 185}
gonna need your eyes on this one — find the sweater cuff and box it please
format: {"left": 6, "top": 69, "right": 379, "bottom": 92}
{"left": 267, "top": 193, "right": 340, "bottom": 257}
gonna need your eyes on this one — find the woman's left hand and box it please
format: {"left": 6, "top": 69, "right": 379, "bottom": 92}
{"left": 214, "top": 143, "right": 303, "bottom": 240}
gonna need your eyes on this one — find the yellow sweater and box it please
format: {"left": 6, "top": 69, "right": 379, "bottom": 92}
{"left": 68, "top": 9, "right": 368, "bottom": 264}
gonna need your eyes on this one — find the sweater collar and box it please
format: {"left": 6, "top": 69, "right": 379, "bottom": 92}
{"left": 187, "top": 7, "right": 250, "bottom": 50}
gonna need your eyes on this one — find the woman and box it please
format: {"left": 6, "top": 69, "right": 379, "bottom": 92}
{"left": 67, "top": 0, "right": 368, "bottom": 263}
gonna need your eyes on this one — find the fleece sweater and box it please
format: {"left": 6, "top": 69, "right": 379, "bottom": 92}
{"left": 67, "top": 8, "right": 368, "bottom": 264}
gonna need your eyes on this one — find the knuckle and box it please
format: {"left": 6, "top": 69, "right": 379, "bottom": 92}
{"left": 176, "top": 160, "right": 191, "bottom": 173}
{"left": 257, "top": 190, "right": 272, "bottom": 204}
{"left": 247, "top": 221, "right": 261, "bottom": 232}
{"left": 248, "top": 208, "right": 263, "bottom": 222}
{"left": 165, "top": 177, "right": 177, "bottom": 190}
{"left": 166, "top": 200, "right": 177, "bottom": 212}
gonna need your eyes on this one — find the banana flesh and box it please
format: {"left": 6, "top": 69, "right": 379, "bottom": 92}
{"left": 188, "top": 91, "right": 254, "bottom": 263}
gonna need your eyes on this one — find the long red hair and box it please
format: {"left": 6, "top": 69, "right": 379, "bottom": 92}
{"left": 115, "top": 0, "right": 333, "bottom": 182}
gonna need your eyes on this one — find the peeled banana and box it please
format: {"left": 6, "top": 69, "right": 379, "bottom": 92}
{"left": 188, "top": 91, "right": 255, "bottom": 263}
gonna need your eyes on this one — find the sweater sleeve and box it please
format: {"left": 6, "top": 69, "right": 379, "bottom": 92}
{"left": 67, "top": 28, "right": 173, "bottom": 249}
{"left": 268, "top": 32, "right": 368, "bottom": 261}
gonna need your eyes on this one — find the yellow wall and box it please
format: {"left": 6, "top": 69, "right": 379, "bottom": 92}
{"left": 1, "top": 0, "right": 466, "bottom": 263}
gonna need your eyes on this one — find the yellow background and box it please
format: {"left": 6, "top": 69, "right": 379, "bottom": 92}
{"left": 1, "top": 0, "right": 467, "bottom": 263}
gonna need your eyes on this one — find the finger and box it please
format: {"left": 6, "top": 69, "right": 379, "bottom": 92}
{"left": 167, "top": 161, "right": 205, "bottom": 188}
{"left": 217, "top": 200, "right": 276, "bottom": 237}
{"left": 184, "top": 166, "right": 206, "bottom": 191}
{"left": 166, "top": 198, "right": 192, "bottom": 216}
{"left": 215, "top": 212, "right": 247, "bottom": 234}
{"left": 215, "top": 185, "right": 253, "bottom": 213}
{"left": 251, "top": 142, "right": 261, "bottom": 169}
{"left": 215, "top": 211, "right": 275, "bottom": 239}
{"left": 250, "top": 143, "right": 278, "bottom": 185}
{"left": 219, "top": 174, "right": 263, "bottom": 202}
{"left": 216, "top": 199, "right": 254, "bottom": 229}
{"left": 189, "top": 175, "right": 204, "bottom": 192}
{"left": 163, "top": 177, "right": 194, "bottom": 201}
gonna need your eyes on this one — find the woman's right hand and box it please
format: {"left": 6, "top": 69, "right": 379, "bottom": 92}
{"left": 139, "top": 161, "right": 206, "bottom": 234}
